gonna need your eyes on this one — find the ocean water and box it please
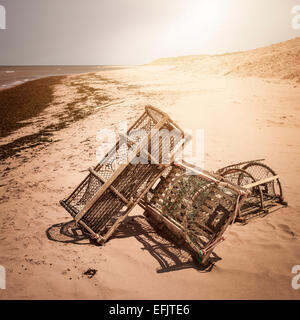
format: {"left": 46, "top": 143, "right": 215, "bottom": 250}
{"left": 0, "top": 65, "right": 124, "bottom": 90}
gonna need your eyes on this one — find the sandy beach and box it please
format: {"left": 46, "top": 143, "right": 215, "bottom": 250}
{"left": 0, "top": 38, "right": 300, "bottom": 299}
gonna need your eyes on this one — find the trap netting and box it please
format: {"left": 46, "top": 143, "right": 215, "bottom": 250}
{"left": 140, "top": 162, "right": 248, "bottom": 265}
{"left": 216, "top": 159, "right": 287, "bottom": 223}
{"left": 60, "top": 106, "right": 188, "bottom": 244}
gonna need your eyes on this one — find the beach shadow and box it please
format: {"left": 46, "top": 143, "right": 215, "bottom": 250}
{"left": 46, "top": 216, "right": 221, "bottom": 272}
{"left": 111, "top": 216, "right": 221, "bottom": 273}
{"left": 46, "top": 220, "right": 96, "bottom": 245}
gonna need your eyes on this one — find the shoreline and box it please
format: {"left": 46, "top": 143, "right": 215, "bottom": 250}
{"left": 0, "top": 75, "right": 64, "bottom": 92}
{"left": 0, "top": 65, "right": 129, "bottom": 92}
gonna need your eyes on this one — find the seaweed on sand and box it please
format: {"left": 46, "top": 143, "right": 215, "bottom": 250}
{"left": 0, "top": 76, "right": 64, "bottom": 138}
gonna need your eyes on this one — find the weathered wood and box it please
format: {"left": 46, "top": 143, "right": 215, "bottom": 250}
{"left": 179, "top": 160, "right": 250, "bottom": 196}
{"left": 78, "top": 220, "right": 104, "bottom": 242}
{"left": 63, "top": 111, "right": 148, "bottom": 203}
{"left": 75, "top": 163, "right": 127, "bottom": 222}
{"left": 139, "top": 202, "right": 185, "bottom": 237}
{"left": 217, "top": 158, "right": 265, "bottom": 173}
{"left": 146, "top": 105, "right": 185, "bottom": 136}
{"left": 89, "top": 168, "right": 131, "bottom": 205}
{"left": 75, "top": 115, "right": 169, "bottom": 223}
{"left": 119, "top": 133, "right": 163, "bottom": 166}
{"left": 244, "top": 175, "right": 279, "bottom": 189}
{"left": 102, "top": 166, "right": 169, "bottom": 242}
{"left": 140, "top": 161, "right": 249, "bottom": 264}
{"left": 101, "top": 117, "right": 187, "bottom": 243}
{"left": 145, "top": 105, "right": 170, "bottom": 123}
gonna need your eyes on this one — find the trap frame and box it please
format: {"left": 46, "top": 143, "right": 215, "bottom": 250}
{"left": 140, "top": 161, "right": 249, "bottom": 265}
{"left": 60, "top": 106, "right": 189, "bottom": 244}
{"left": 216, "top": 159, "right": 287, "bottom": 223}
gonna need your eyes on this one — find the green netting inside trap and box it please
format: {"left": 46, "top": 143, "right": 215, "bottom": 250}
{"left": 143, "top": 165, "right": 239, "bottom": 250}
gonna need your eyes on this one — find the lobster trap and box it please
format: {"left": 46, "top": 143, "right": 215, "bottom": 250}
{"left": 140, "top": 161, "right": 248, "bottom": 265}
{"left": 60, "top": 106, "right": 189, "bottom": 244}
{"left": 216, "top": 159, "right": 287, "bottom": 223}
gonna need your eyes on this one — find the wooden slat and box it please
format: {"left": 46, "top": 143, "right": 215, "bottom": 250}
{"left": 146, "top": 105, "right": 185, "bottom": 135}
{"left": 101, "top": 126, "right": 188, "bottom": 243}
{"left": 78, "top": 220, "right": 104, "bottom": 242}
{"left": 145, "top": 105, "right": 169, "bottom": 124}
{"left": 89, "top": 168, "right": 131, "bottom": 205}
{"left": 102, "top": 166, "right": 169, "bottom": 243}
{"left": 63, "top": 111, "right": 148, "bottom": 203}
{"left": 179, "top": 160, "right": 249, "bottom": 196}
{"left": 94, "top": 111, "right": 148, "bottom": 171}
{"left": 119, "top": 133, "right": 159, "bottom": 165}
{"left": 244, "top": 175, "right": 279, "bottom": 189}
{"left": 194, "top": 219, "right": 215, "bottom": 234}
{"left": 75, "top": 115, "right": 169, "bottom": 222}
{"left": 75, "top": 163, "right": 126, "bottom": 222}
{"left": 218, "top": 159, "right": 265, "bottom": 172}
{"left": 139, "top": 202, "right": 184, "bottom": 236}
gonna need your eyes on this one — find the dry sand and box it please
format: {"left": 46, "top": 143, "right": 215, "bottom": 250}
{"left": 0, "top": 39, "right": 300, "bottom": 299}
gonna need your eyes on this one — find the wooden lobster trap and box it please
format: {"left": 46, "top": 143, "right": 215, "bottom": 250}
{"left": 140, "top": 161, "right": 249, "bottom": 265}
{"left": 60, "top": 106, "right": 189, "bottom": 244}
{"left": 216, "top": 159, "right": 287, "bottom": 223}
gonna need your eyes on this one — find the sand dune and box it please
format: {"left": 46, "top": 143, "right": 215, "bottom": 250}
{"left": 151, "top": 37, "right": 300, "bottom": 82}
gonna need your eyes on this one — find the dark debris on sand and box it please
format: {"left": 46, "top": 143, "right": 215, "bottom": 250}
{"left": 0, "top": 76, "right": 65, "bottom": 138}
{"left": 83, "top": 268, "right": 97, "bottom": 278}
{"left": 0, "top": 75, "right": 111, "bottom": 162}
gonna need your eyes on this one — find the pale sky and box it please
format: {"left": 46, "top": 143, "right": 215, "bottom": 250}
{"left": 0, "top": 0, "right": 299, "bottom": 65}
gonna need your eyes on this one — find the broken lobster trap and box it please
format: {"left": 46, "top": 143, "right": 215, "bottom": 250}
{"left": 60, "top": 106, "right": 189, "bottom": 244}
{"left": 216, "top": 159, "right": 287, "bottom": 223}
{"left": 140, "top": 161, "right": 248, "bottom": 265}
